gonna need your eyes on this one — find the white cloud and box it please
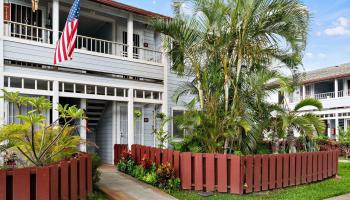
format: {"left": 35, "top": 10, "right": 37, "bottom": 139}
{"left": 306, "top": 52, "right": 313, "bottom": 58}
{"left": 316, "top": 31, "right": 322, "bottom": 36}
{"left": 318, "top": 53, "right": 326, "bottom": 58}
{"left": 324, "top": 17, "right": 350, "bottom": 36}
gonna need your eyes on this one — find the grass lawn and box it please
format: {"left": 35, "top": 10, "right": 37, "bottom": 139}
{"left": 169, "top": 162, "right": 350, "bottom": 200}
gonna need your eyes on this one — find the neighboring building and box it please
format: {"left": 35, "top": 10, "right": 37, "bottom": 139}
{"left": 286, "top": 63, "right": 350, "bottom": 140}
{"left": 0, "top": 0, "right": 191, "bottom": 163}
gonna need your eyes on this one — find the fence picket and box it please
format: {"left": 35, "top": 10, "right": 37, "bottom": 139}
{"left": 79, "top": 156, "right": 87, "bottom": 199}
{"left": 323, "top": 153, "right": 327, "bottom": 179}
{"left": 283, "top": 154, "right": 290, "bottom": 187}
{"left": 36, "top": 167, "right": 50, "bottom": 200}
{"left": 217, "top": 154, "right": 228, "bottom": 192}
{"left": 289, "top": 154, "right": 296, "bottom": 186}
{"left": 276, "top": 155, "right": 283, "bottom": 188}
{"left": 269, "top": 155, "right": 276, "bottom": 189}
{"left": 194, "top": 153, "right": 203, "bottom": 191}
{"left": 180, "top": 152, "right": 192, "bottom": 189}
{"left": 253, "top": 155, "right": 261, "bottom": 192}
{"left": 70, "top": 159, "right": 78, "bottom": 200}
{"left": 307, "top": 153, "right": 313, "bottom": 183}
{"left": 205, "top": 153, "right": 215, "bottom": 192}
{"left": 87, "top": 155, "right": 93, "bottom": 194}
{"left": 327, "top": 151, "right": 332, "bottom": 177}
{"left": 13, "top": 168, "right": 30, "bottom": 200}
{"left": 60, "top": 161, "right": 69, "bottom": 200}
{"left": 0, "top": 170, "right": 6, "bottom": 200}
{"left": 312, "top": 153, "right": 318, "bottom": 182}
{"left": 230, "top": 155, "right": 243, "bottom": 194}
{"left": 261, "top": 155, "right": 269, "bottom": 191}
{"left": 318, "top": 152, "right": 323, "bottom": 180}
{"left": 296, "top": 154, "right": 302, "bottom": 185}
{"left": 173, "top": 151, "right": 180, "bottom": 177}
{"left": 245, "top": 156, "right": 253, "bottom": 193}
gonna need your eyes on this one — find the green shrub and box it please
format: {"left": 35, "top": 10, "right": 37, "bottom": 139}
{"left": 91, "top": 153, "right": 102, "bottom": 187}
{"left": 166, "top": 178, "right": 181, "bottom": 191}
{"left": 142, "top": 171, "right": 157, "bottom": 185}
{"left": 156, "top": 162, "right": 180, "bottom": 191}
{"left": 132, "top": 165, "right": 145, "bottom": 179}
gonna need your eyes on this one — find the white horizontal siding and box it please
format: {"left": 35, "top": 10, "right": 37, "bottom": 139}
{"left": 3, "top": 40, "right": 164, "bottom": 80}
{"left": 96, "top": 102, "right": 113, "bottom": 164}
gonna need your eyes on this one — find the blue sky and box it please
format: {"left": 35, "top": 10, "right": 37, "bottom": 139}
{"left": 117, "top": 0, "right": 350, "bottom": 71}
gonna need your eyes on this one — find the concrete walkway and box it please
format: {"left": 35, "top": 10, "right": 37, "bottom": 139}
{"left": 326, "top": 193, "right": 350, "bottom": 200}
{"left": 96, "top": 165, "right": 177, "bottom": 200}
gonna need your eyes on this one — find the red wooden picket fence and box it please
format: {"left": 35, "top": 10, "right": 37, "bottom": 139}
{"left": 0, "top": 154, "right": 93, "bottom": 200}
{"left": 114, "top": 144, "right": 339, "bottom": 195}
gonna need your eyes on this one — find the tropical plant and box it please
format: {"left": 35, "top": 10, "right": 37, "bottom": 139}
{"left": 0, "top": 90, "right": 85, "bottom": 167}
{"left": 153, "top": 113, "right": 171, "bottom": 149}
{"left": 92, "top": 153, "right": 102, "bottom": 188}
{"left": 270, "top": 98, "right": 325, "bottom": 153}
{"left": 152, "top": 0, "right": 310, "bottom": 154}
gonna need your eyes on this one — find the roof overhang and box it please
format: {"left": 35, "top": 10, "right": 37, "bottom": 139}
{"left": 89, "top": 0, "right": 171, "bottom": 19}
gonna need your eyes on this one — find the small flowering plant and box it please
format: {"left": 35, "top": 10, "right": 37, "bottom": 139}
{"left": 141, "top": 154, "right": 152, "bottom": 170}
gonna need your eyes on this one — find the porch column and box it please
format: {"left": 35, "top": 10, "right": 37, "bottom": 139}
{"left": 52, "top": 80, "right": 59, "bottom": 123}
{"left": 127, "top": 88, "right": 134, "bottom": 150}
{"left": 302, "top": 85, "right": 306, "bottom": 100}
{"left": 112, "top": 101, "right": 117, "bottom": 160}
{"left": 52, "top": 0, "right": 59, "bottom": 44}
{"left": 127, "top": 14, "right": 133, "bottom": 59}
{"left": 335, "top": 117, "right": 339, "bottom": 140}
{"left": 334, "top": 79, "right": 338, "bottom": 98}
{"left": 161, "top": 35, "right": 169, "bottom": 147}
{"left": 0, "top": 0, "right": 4, "bottom": 125}
{"left": 344, "top": 79, "right": 348, "bottom": 96}
{"left": 80, "top": 99, "right": 87, "bottom": 152}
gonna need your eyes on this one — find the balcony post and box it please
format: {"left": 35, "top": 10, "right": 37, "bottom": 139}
{"left": 52, "top": 80, "right": 59, "bottom": 123}
{"left": 52, "top": 0, "right": 59, "bottom": 44}
{"left": 334, "top": 79, "right": 338, "bottom": 98}
{"left": 80, "top": 98, "right": 87, "bottom": 152}
{"left": 302, "top": 85, "right": 306, "bottom": 99}
{"left": 127, "top": 14, "right": 134, "bottom": 59}
{"left": 0, "top": 0, "right": 4, "bottom": 125}
{"left": 344, "top": 79, "right": 348, "bottom": 96}
{"left": 127, "top": 88, "right": 134, "bottom": 150}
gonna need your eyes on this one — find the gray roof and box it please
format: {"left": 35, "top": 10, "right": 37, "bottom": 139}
{"left": 303, "top": 62, "right": 350, "bottom": 83}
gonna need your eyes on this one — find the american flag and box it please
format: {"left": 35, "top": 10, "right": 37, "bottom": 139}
{"left": 54, "top": 0, "right": 80, "bottom": 64}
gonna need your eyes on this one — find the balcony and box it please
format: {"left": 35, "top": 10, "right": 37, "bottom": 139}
{"left": 3, "top": 21, "right": 163, "bottom": 64}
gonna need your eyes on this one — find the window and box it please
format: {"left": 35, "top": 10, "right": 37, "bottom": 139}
{"left": 172, "top": 109, "right": 185, "bottom": 139}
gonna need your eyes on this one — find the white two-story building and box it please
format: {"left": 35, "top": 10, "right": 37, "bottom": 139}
{"left": 0, "top": 0, "right": 190, "bottom": 163}
{"left": 287, "top": 63, "right": 350, "bottom": 140}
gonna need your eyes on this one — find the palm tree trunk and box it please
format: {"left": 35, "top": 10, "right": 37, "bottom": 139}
{"left": 224, "top": 56, "right": 242, "bottom": 154}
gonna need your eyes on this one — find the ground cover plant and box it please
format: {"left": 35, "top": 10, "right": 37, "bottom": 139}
{"left": 117, "top": 150, "right": 181, "bottom": 192}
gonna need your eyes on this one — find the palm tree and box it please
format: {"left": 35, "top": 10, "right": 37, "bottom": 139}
{"left": 273, "top": 98, "right": 325, "bottom": 153}
{"left": 153, "top": 0, "right": 310, "bottom": 154}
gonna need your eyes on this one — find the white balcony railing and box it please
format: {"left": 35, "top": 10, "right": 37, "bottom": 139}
{"left": 4, "top": 20, "right": 53, "bottom": 44}
{"left": 4, "top": 21, "right": 163, "bottom": 64}
{"left": 314, "top": 91, "right": 335, "bottom": 100}
{"left": 289, "top": 90, "right": 350, "bottom": 103}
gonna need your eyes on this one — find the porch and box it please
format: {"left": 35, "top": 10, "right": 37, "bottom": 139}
{"left": 3, "top": 70, "right": 166, "bottom": 164}
{"left": 2, "top": 0, "right": 163, "bottom": 65}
